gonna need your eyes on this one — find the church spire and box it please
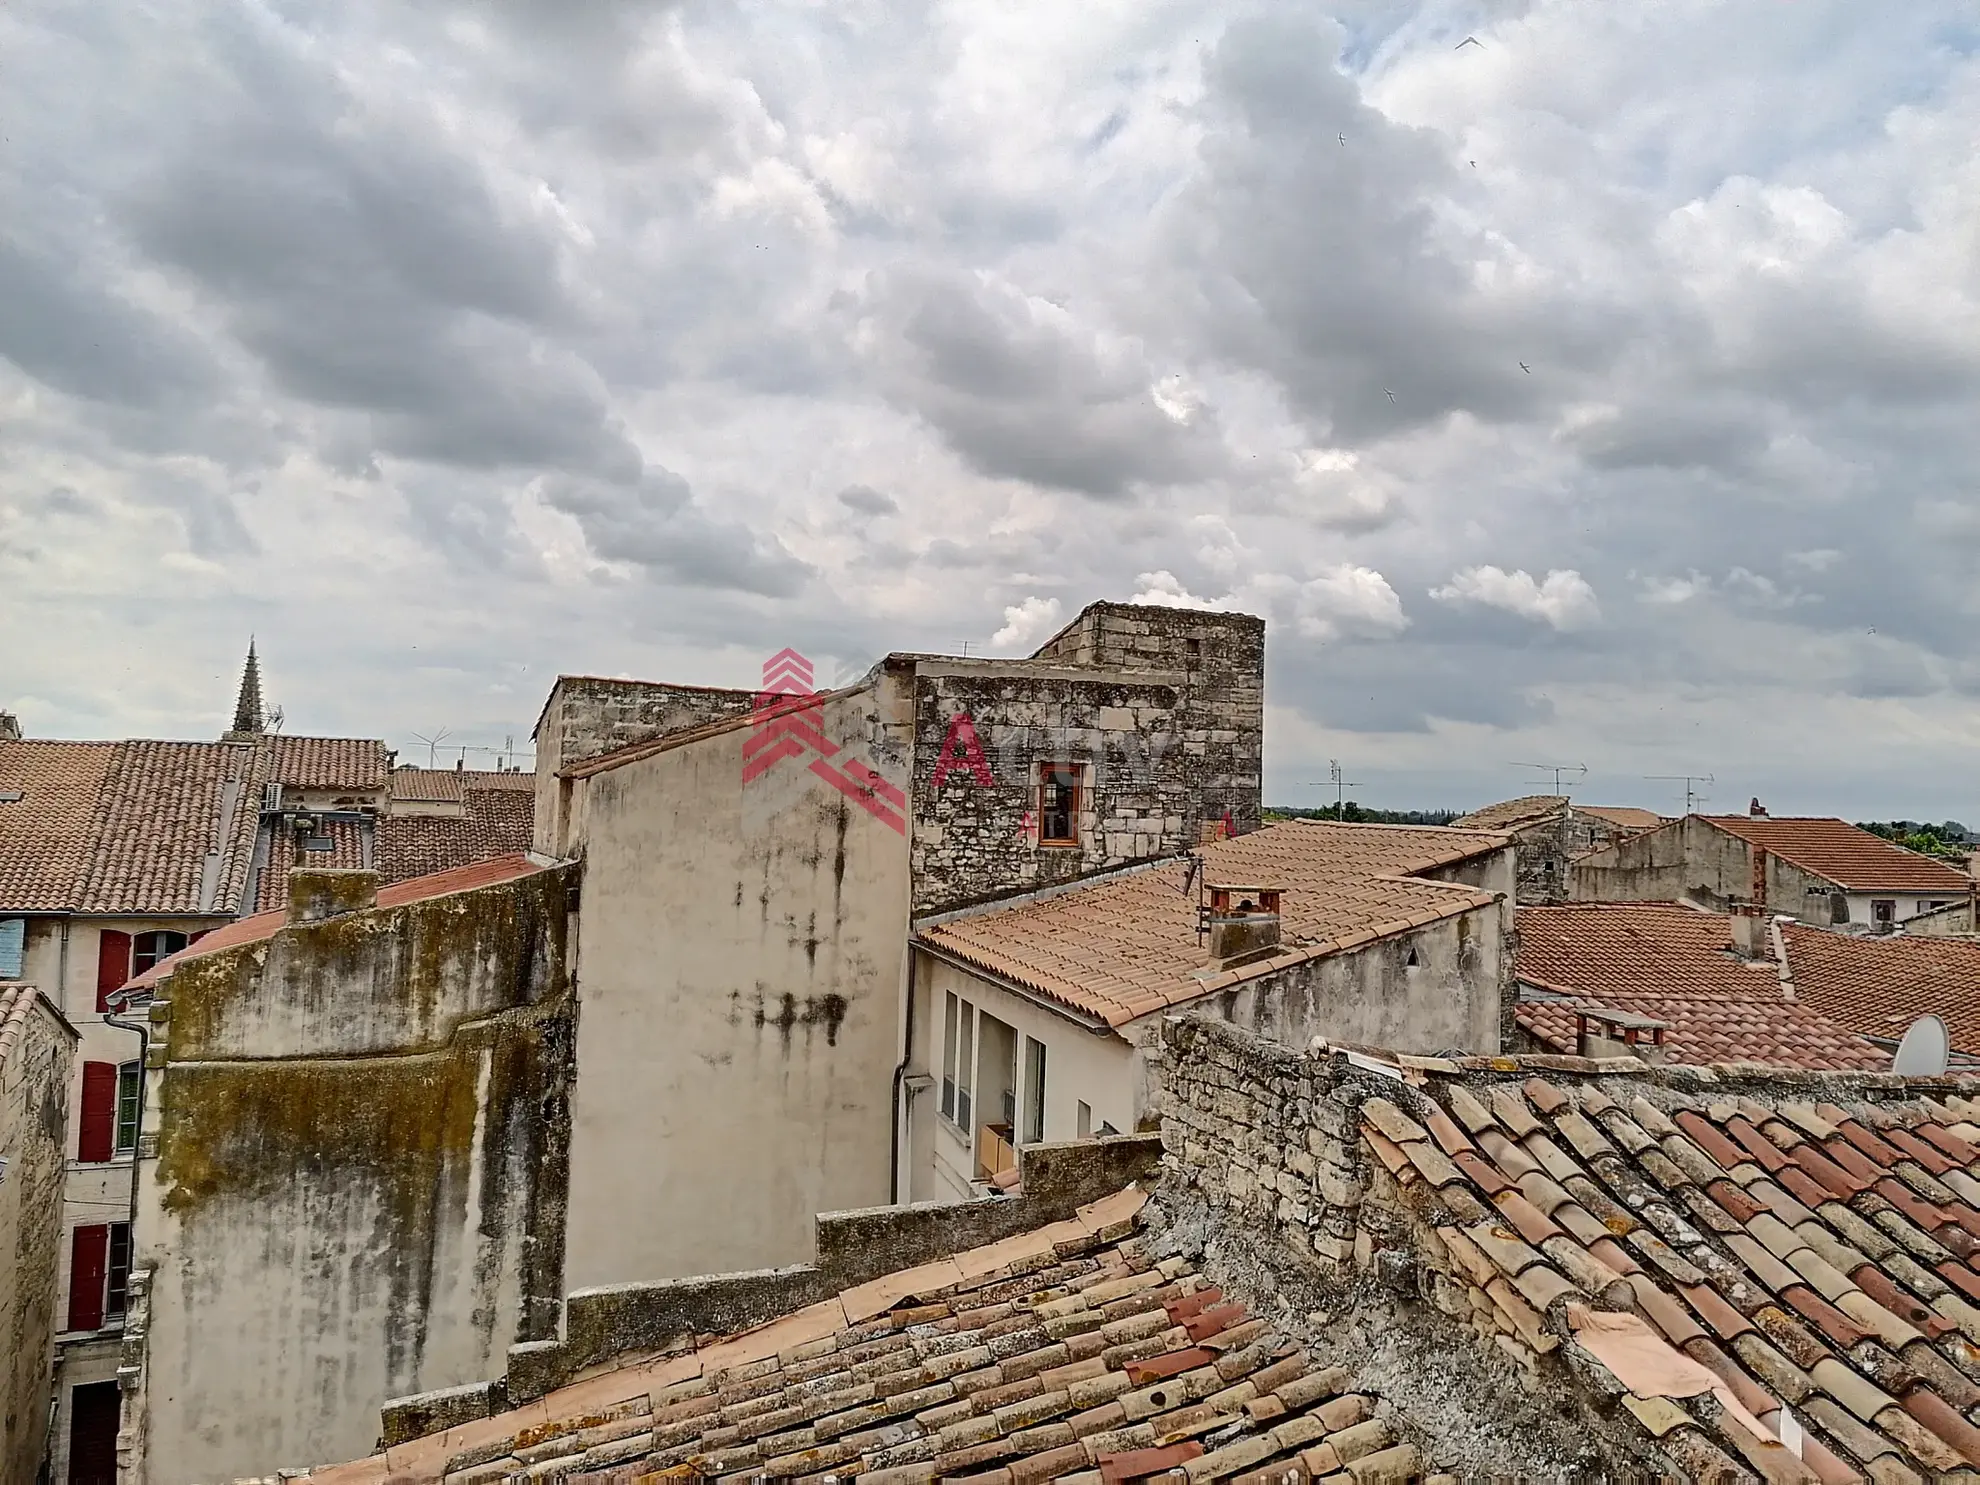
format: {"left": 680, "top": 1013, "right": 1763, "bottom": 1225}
{"left": 228, "top": 640, "right": 265, "bottom": 739}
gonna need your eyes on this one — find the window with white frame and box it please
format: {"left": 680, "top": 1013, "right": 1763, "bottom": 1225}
{"left": 941, "top": 990, "right": 976, "bottom": 1130}
{"left": 1022, "top": 1037, "right": 1047, "bottom": 1145}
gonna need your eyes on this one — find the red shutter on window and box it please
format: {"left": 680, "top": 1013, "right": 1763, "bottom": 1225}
{"left": 68, "top": 1224, "right": 108, "bottom": 1332}
{"left": 96, "top": 930, "right": 132, "bottom": 1013}
{"left": 78, "top": 1062, "right": 116, "bottom": 1163}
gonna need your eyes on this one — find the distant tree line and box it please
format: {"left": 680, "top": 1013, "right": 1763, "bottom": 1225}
{"left": 1266, "top": 802, "right": 1462, "bottom": 826}
{"left": 1856, "top": 820, "right": 1974, "bottom": 862}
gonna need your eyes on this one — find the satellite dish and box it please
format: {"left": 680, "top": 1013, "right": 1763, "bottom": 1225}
{"left": 1892, "top": 1014, "right": 1950, "bottom": 1077}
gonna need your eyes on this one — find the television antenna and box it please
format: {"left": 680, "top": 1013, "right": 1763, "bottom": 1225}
{"left": 1300, "top": 759, "right": 1363, "bottom": 818}
{"left": 410, "top": 727, "right": 452, "bottom": 770}
{"left": 1511, "top": 761, "right": 1586, "bottom": 794}
{"left": 1645, "top": 772, "right": 1714, "bottom": 814}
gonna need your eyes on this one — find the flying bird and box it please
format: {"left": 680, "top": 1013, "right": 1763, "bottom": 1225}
{"left": 1456, "top": 36, "right": 1481, "bottom": 49}
{"left": 1339, "top": 132, "right": 1346, "bottom": 146}
{"left": 1384, "top": 388, "right": 1396, "bottom": 402}
{"left": 1519, "top": 362, "right": 1530, "bottom": 374}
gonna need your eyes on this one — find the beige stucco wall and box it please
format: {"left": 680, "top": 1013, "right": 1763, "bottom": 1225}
{"left": 0, "top": 990, "right": 75, "bottom": 1485}
{"left": 130, "top": 869, "right": 575, "bottom": 1484}
{"left": 564, "top": 687, "right": 911, "bottom": 1289}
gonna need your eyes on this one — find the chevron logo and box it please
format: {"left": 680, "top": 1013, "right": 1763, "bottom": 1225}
{"left": 743, "top": 648, "right": 905, "bottom": 835}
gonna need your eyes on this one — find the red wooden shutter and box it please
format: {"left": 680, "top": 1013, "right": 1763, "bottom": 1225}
{"left": 96, "top": 930, "right": 132, "bottom": 1012}
{"left": 68, "top": 1224, "right": 108, "bottom": 1332}
{"left": 78, "top": 1062, "right": 116, "bottom": 1162}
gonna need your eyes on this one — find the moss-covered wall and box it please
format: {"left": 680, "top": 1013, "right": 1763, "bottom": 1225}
{"left": 134, "top": 864, "right": 576, "bottom": 1484}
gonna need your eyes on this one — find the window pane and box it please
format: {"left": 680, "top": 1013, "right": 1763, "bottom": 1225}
{"left": 957, "top": 1001, "right": 975, "bottom": 1128}
{"left": 1076, "top": 1101, "right": 1092, "bottom": 1139}
{"left": 107, "top": 1223, "right": 132, "bottom": 1319}
{"left": 1023, "top": 1038, "right": 1046, "bottom": 1145}
{"left": 115, "top": 1064, "right": 141, "bottom": 1154}
{"left": 940, "top": 993, "right": 958, "bottom": 1120}
{"left": 1040, "top": 765, "right": 1080, "bottom": 844}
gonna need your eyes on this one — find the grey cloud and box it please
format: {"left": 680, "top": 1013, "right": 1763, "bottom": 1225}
{"left": 1566, "top": 402, "right": 1770, "bottom": 474}
{"left": 0, "top": 236, "right": 217, "bottom": 408}
{"left": 836, "top": 484, "right": 898, "bottom": 516}
{"left": 853, "top": 265, "right": 1220, "bottom": 498}
{"left": 542, "top": 468, "right": 812, "bottom": 597}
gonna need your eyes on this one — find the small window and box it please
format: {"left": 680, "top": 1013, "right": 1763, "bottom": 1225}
{"left": 1183, "top": 637, "right": 1201, "bottom": 662}
{"left": 106, "top": 1222, "right": 132, "bottom": 1320}
{"left": 940, "top": 993, "right": 959, "bottom": 1122}
{"left": 301, "top": 836, "right": 336, "bottom": 853}
{"left": 1022, "top": 1037, "right": 1047, "bottom": 1145}
{"left": 956, "top": 1002, "right": 975, "bottom": 1130}
{"left": 1872, "top": 899, "right": 1896, "bottom": 925}
{"left": 1076, "top": 1100, "right": 1092, "bottom": 1140}
{"left": 114, "top": 1064, "right": 141, "bottom": 1155}
{"left": 1039, "top": 765, "right": 1081, "bottom": 847}
{"left": 0, "top": 917, "right": 23, "bottom": 979}
{"left": 131, "top": 931, "right": 188, "bottom": 976}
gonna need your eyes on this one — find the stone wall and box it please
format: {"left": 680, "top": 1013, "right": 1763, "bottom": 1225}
{"left": 532, "top": 678, "right": 757, "bottom": 854}
{"left": 129, "top": 864, "right": 578, "bottom": 1483}
{"left": 908, "top": 605, "right": 1265, "bottom": 915}
{"left": 0, "top": 987, "right": 75, "bottom": 1485}
{"left": 1144, "top": 1016, "right": 1652, "bottom": 1473}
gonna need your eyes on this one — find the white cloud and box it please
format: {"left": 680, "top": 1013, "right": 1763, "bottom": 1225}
{"left": 1128, "top": 571, "right": 1227, "bottom": 610}
{"left": 1291, "top": 564, "right": 1409, "bottom": 641}
{"left": 1431, "top": 567, "right": 1600, "bottom": 630}
{"left": 990, "top": 594, "right": 1063, "bottom": 650}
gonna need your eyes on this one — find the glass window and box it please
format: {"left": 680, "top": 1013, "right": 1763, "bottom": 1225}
{"left": 1873, "top": 899, "right": 1896, "bottom": 925}
{"left": 132, "top": 931, "right": 188, "bottom": 975}
{"left": 1022, "top": 1038, "right": 1046, "bottom": 1145}
{"left": 956, "top": 1000, "right": 975, "bottom": 1130}
{"left": 0, "top": 917, "right": 23, "bottom": 979}
{"left": 106, "top": 1223, "right": 132, "bottom": 1319}
{"left": 1039, "top": 765, "right": 1081, "bottom": 846}
{"left": 115, "top": 1064, "right": 141, "bottom": 1154}
{"left": 1076, "top": 1100, "right": 1092, "bottom": 1139}
{"left": 940, "top": 993, "right": 958, "bottom": 1121}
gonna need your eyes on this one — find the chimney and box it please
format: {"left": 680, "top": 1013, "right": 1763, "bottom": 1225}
{"left": 1749, "top": 797, "right": 1768, "bottom": 817}
{"left": 1576, "top": 1008, "right": 1668, "bottom": 1064}
{"left": 1729, "top": 905, "right": 1769, "bottom": 961}
{"left": 287, "top": 868, "right": 380, "bottom": 925}
{"left": 0, "top": 711, "right": 18, "bottom": 741}
{"left": 1205, "top": 884, "right": 1282, "bottom": 969}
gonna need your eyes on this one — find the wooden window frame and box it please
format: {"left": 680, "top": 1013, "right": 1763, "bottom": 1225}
{"left": 1037, "top": 763, "right": 1083, "bottom": 848}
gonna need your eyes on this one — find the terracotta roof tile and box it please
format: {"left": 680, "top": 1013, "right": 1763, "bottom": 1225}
{"left": 1364, "top": 1051, "right": 1980, "bottom": 1482}
{"left": 1702, "top": 815, "right": 1972, "bottom": 894}
{"left": 1515, "top": 905, "right": 1887, "bottom": 1070}
{"left": 920, "top": 821, "right": 1508, "bottom": 1027}
{"left": 282, "top": 1189, "right": 1426, "bottom": 1485}
{"left": 0, "top": 740, "right": 119, "bottom": 909}
{"left": 1781, "top": 923, "right": 1980, "bottom": 1058}
{"left": 267, "top": 735, "right": 391, "bottom": 791}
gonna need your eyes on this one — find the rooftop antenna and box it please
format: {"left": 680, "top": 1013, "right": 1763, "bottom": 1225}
{"left": 1511, "top": 761, "right": 1587, "bottom": 794}
{"left": 1298, "top": 762, "right": 1363, "bottom": 819}
{"left": 1645, "top": 772, "right": 1715, "bottom": 814}
{"left": 410, "top": 727, "right": 452, "bottom": 770}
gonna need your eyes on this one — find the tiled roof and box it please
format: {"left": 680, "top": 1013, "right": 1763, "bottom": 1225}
{"left": 920, "top": 821, "right": 1507, "bottom": 1028}
{"left": 1367, "top": 1057, "right": 1980, "bottom": 1480}
{"left": 0, "top": 983, "right": 73, "bottom": 1065}
{"left": 272, "top": 1187, "right": 1427, "bottom": 1485}
{"left": 267, "top": 735, "right": 391, "bottom": 791}
{"left": 376, "top": 788, "right": 533, "bottom": 883}
{"left": 1578, "top": 805, "right": 1666, "bottom": 832}
{"left": 78, "top": 740, "right": 265, "bottom": 915}
{"left": 1455, "top": 797, "right": 1663, "bottom": 835}
{"left": 0, "top": 741, "right": 118, "bottom": 909}
{"left": 1455, "top": 795, "right": 1568, "bottom": 831}
{"left": 252, "top": 819, "right": 371, "bottom": 909}
{"left": 389, "top": 767, "right": 534, "bottom": 803}
{"left": 1515, "top": 905, "right": 1886, "bottom": 1071}
{"left": 1785, "top": 924, "right": 1980, "bottom": 1059}
{"left": 1705, "top": 816, "right": 1973, "bottom": 894}
{"left": 131, "top": 854, "right": 546, "bottom": 993}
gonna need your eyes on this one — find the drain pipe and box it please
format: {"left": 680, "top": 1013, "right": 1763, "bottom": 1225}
{"left": 102, "top": 988, "right": 150, "bottom": 1246}
{"left": 889, "top": 948, "right": 917, "bottom": 1204}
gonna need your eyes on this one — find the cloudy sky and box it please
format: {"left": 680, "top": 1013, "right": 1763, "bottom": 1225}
{"left": 3, "top": 1, "right": 1978, "bottom": 817}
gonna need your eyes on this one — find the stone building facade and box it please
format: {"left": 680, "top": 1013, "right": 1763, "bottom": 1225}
{"left": 0, "top": 984, "right": 76, "bottom": 1485}
{"left": 907, "top": 601, "right": 1262, "bottom": 914}
{"left": 122, "top": 857, "right": 577, "bottom": 1484}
